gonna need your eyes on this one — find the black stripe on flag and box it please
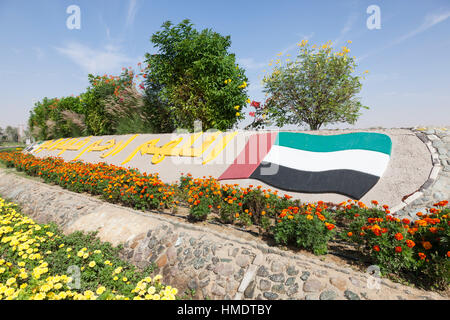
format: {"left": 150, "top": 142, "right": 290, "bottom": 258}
{"left": 249, "top": 162, "right": 380, "bottom": 200}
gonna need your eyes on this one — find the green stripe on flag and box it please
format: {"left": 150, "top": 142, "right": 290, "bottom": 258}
{"left": 275, "top": 132, "right": 392, "bottom": 155}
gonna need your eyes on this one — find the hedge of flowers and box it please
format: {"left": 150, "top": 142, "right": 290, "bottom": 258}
{"left": 0, "top": 151, "right": 176, "bottom": 211}
{"left": 339, "top": 200, "right": 449, "bottom": 289}
{"left": 0, "top": 151, "right": 448, "bottom": 289}
{"left": 0, "top": 197, "right": 177, "bottom": 300}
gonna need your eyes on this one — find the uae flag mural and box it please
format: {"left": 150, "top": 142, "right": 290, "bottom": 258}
{"left": 219, "top": 132, "right": 392, "bottom": 200}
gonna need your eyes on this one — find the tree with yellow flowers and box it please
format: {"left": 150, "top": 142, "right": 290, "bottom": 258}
{"left": 259, "top": 40, "right": 368, "bottom": 130}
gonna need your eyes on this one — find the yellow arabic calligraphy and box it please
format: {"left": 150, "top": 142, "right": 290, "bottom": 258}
{"left": 121, "top": 131, "right": 237, "bottom": 165}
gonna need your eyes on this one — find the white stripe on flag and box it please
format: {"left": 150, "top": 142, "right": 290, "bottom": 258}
{"left": 263, "top": 145, "right": 390, "bottom": 177}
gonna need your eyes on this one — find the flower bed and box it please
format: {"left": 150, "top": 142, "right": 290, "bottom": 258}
{"left": 0, "top": 151, "right": 448, "bottom": 289}
{"left": 0, "top": 197, "right": 177, "bottom": 300}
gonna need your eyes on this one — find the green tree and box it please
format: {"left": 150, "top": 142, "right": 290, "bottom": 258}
{"left": 144, "top": 19, "right": 249, "bottom": 131}
{"left": 260, "top": 40, "right": 368, "bottom": 130}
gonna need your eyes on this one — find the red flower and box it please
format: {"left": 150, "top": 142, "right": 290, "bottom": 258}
{"left": 373, "top": 245, "right": 380, "bottom": 252}
{"left": 394, "top": 233, "right": 404, "bottom": 241}
{"left": 406, "top": 240, "right": 415, "bottom": 248}
{"left": 249, "top": 112, "right": 255, "bottom": 117}
{"left": 250, "top": 101, "right": 261, "bottom": 108}
{"left": 395, "top": 246, "right": 402, "bottom": 253}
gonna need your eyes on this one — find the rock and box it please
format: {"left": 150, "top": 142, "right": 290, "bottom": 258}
{"left": 236, "top": 255, "right": 250, "bottom": 268}
{"left": 300, "top": 271, "right": 310, "bottom": 281}
{"left": 214, "top": 263, "right": 234, "bottom": 276}
{"left": 256, "top": 266, "right": 269, "bottom": 277}
{"left": 263, "top": 292, "right": 278, "bottom": 300}
{"left": 320, "top": 290, "right": 337, "bottom": 300}
{"left": 285, "top": 277, "right": 296, "bottom": 286}
{"left": 314, "top": 270, "right": 328, "bottom": 278}
{"left": 188, "top": 279, "right": 198, "bottom": 291}
{"left": 271, "top": 284, "right": 285, "bottom": 294}
{"left": 269, "top": 273, "right": 285, "bottom": 283}
{"left": 287, "top": 283, "right": 299, "bottom": 297}
{"left": 259, "top": 279, "right": 271, "bottom": 291}
{"left": 305, "top": 294, "right": 318, "bottom": 300}
{"left": 198, "top": 270, "right": 208, "bottom": 280}
{"left": 303, "top": 279, "right": 324, "bottom": 292}
{"left": 286, "top": 266, "right": 299, "bottom": 276}
{"left": 330, "top": 277, "right": 347, "bottom": 291}
{"left": 271, "top": 261, "right": 284, "bottom": 273}
{"left": 344, "top": 290, "right": 360, "bottom": 300}
{"left": 349, "top": 277, "right": 361, "bottom": 287}
{"left": 211, "top": 284, "right": 226, "bottom": 297}
{"left": 244, "top": 281, "right": 256, "bottom": 299}
{"left": 156, "top": 254, "right": 167, "bottom": 268}
{"left": 199, "top": 279, "right": 210, "bottom": 288}
{"left": 228, "top": 247, "right": 238, "bottom": 257}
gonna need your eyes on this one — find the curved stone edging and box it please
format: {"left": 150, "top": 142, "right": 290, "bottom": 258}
{"left": 0, "top": 167, "right": 446, "bottom": 300}
{"left": 392, "top": 127, "right": 449, "bottom": 220}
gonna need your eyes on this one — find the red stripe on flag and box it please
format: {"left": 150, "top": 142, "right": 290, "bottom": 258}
{"left": 218, "top": 132, "right": 277, "bottom": 180}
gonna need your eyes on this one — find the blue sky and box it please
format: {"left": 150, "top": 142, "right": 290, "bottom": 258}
{"left": 0, "top": 0, "right": 449, "bottom": 130}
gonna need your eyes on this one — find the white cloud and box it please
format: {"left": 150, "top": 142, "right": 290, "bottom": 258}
{"left": 126, "top": 0, "right": 138, "bottom": 27}
{"left": 55, "top": 42, "right": 135, "bottom": 74}
{"left": 358, "top": 10, "right": 450, "bottom": 61}
{"left": 392, "top": 11, "right": 450, "bottom": 45}
{"left": 333, "top": 13, "right": 357, "bottom": 46}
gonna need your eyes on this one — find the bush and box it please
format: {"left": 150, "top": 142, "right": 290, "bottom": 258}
{"left": 273, "top": 203, "right": 336, "bottom": 255}
{"left": 259, "top": 40, "right": 368, "bottom": 130}
{"left": 341, "top": 200, "right": 449, "bottom": 289}
{"left": 188, "top": 198, "right": 212, "bottom": 221}
{"left": 144, "top": 19, "right": 249, "bottom": 131}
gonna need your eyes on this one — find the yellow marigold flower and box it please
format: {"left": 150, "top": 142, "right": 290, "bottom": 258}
{"left": 6, "top": 278, "right": 16, "bottom": 286}
{"left": 89, "top": 261, "right": 96, "bottom": 268}
{"left": 122, "top": 277, "right": 128, "bottom": 282}
{"left": 236, "top": 112, "right": 240, "bottom": 117}
{"left": 96, "top": 286, "right": 106, "bottom": 295}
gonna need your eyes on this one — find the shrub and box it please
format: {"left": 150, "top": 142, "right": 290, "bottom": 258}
{"left": 188, "top": 198, "right": 212, "bottom": 221}
{"left": 144, "top": 19, "right": 249, "bottom": 131}
{"left": 259, "top": 40, "right": 368, "bottom": 130}
{"left": 341, "top": 200, "right": 449, "bottom": 289}
{"left": 273, "top": 202, "right": 336, "bottom": 255}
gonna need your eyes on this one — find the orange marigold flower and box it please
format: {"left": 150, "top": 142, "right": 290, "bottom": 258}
{"left": 395, "top": 246, "right": 402, "bottom": 253}
{"left": 418, "top": 252, "right": 426, "bottom": 260}
{"left": 394, "top": 233, "right": 404, "bottom": 241}
{"left": 422, "top": 241, "right": 432, "bottom": 250}
{"left": 325, "top": 223, "right": 335, "bottom": 231}
{"left": 406, "top": 240, "right": 415, "bottom": 248}
{"left": 371, "top": 200, "right": 379, "bottom": 206}
{"left": 373, "top": 245, "right": 380, "bottom": 252}
{"left": 447, "top": 251, "right": 450, "bottom": 258}
{"left": 347, "top": 232, "right": 353, "bottom": 237}
{"left": 306, "top": 215, "right": 313, "bottom": 220}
